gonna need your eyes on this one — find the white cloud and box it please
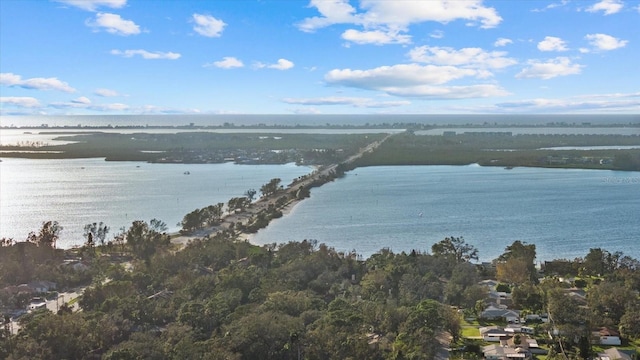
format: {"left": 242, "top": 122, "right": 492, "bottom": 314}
{"left": 0, "top": 72, "right": 76, "bottom": 92}
{"left": 192, "top": 14, "right": 226, "bottom": 37}
{"left": 586, "top": 0, "right": 624, "bottom": 15}
{"left": 585, "top": 33, "right": 628, "bottom": 50}
{"left": 55, "top": 0, "right": 126, "bottom": 12}
{"left": 324, "top": 63, "right": 510, "bottom": 99}
{"left": 516, "top": 57, "right": 583, "bottom": 80}
{"left": 494, "top": 37, "right": 513, "bottom": 47}
{"left": 255, "top": 59, "right": 295, "bottom": 70}
{"left": 110, "top": 49, "right": 181, "bottom": 60}
{"left": 532, "top": 0, "right": 569, "bottom": 12}
{"left": 495, "top": 92, "right": 640, "bottom": 112}
{"left": 205, "top": 57, "right": 244, "bottom": 69}
{"left": 326, "top": 64, "right": 477, "bottom": 88}
{"left": 537, "top": 36, "right": 568, "bottom": 51}
{"left": 341, "top": 29, "right": 411, "bottom": 45}
{"left": 86, "top": 12, "right": 140, "bottom": 36}
{"left": 71, "top": 96, "right": 91, "bottom": 104}
{"left": 0, "top": 96, "right": 41, "bottom": 108}
{"left": 49, "top": 100, "right": 130, "bottom": 111}
{"left": 94, "top": 88, "right": 120, "bottom": 97}
{"left": 408, "top": 46, "right": 517, "bottom": 71}
{"left": 430, "top": 30, "right": 444, "bottom": 39}
{"left": 282, "top": 96, "right": 410, "bottom": 108}
{"left": 298, "top": 0, "right": 502, "bottom": 45}
{"left": 381, "top": 84, "right": 510, "bottom": 98}
{"left": 298, "top": 0, "right": 358, "bottom": 32}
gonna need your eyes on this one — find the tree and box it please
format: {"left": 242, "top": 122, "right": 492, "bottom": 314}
{"left": 431, "top": 236, "right": 478, "bottom": 270}
{"left": 244, "top": 189, "right": 257, "bottom": 201}
{"left": 587, "top": 281, "right": 635, "bottom": 325}
{"left": 260, "top": 178, "right": 282, "bottom": 197}
{"left": 125, "top": 220, "right": 170, "bottom": 263}
{"left": 27, "top": 221, "right": 63, "bottom": 248}
{"left": 149, "top": 218, "right": 168, "bottom": 233}
{"left": 495, "top": 241, "right": 537, "bottom": 284}
{"left": 619, "top": 303, "right": 640, "bottom": 340}
{"left": 84, "top": 222, "right": 110, "bottom": 247}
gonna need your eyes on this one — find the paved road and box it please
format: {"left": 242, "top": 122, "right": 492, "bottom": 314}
{"left": 171, "top": 133, "right": 395, "bottom": 247}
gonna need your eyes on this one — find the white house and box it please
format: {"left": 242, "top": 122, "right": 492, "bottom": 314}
{"left": 595, "top": 327, "right": 622, "bottom": 346}
{"left": 480, "top": 326, "right": 511, "bottom": 342}
{"left": 483, "top": 344, "right": 532, "bottom": 360}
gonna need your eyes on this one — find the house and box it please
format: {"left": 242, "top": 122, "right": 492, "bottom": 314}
{"left": 27, "top": 280, "right": 56, "bottom": 293}
{"left": 597, "top": 347, "right": 634, "bottom": 360}
{"left": 481, "top": 305, "right": 520, "bottom": 323}
{"left": 480, "top": 326, "right": 511, "bottom": 342}
{"left": 594, "top": 327, "right": 622, "bottom": 346}
{"left": 479, "top": 279, "right": 499, "bottom": 291}
{"left": 483, "top": 344, "right": 532, "bottom": 359}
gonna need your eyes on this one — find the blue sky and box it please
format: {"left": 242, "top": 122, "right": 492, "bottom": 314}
{"left": 1, "top": 0, "right": 639, "bottom": 116}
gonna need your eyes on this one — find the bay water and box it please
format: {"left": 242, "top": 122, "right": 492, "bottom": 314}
{"left": 252, "top": 165, "right": 640, "bottom": 263}
{"left": 0, "top": 158, "right": 312, "bottom": 248}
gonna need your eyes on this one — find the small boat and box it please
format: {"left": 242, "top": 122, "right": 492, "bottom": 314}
{"left": 504, "top": 166, "right": 514, "bottom": 170}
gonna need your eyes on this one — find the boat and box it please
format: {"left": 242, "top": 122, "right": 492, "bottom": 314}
{"left": 183, "top": 171, "right": 190, "bottom": 175}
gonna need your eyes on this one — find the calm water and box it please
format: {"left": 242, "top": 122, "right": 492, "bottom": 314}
{"left": 0, "top": 158, "right": 312, "bottom": 248}
{"left": 252, "top": 165, "right": 640, "bottom": 262}
{"left": 416, "top": 127, "right": 640, "bottom": 136}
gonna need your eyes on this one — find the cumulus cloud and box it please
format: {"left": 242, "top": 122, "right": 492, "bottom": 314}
{"left": 205, "top": 57, "right": 244, "bottom": 69}
{"left": 55, "top": 0, "right": 126, "bottom": 11}
{"left": 408, "top": 46, "right": 517, "bottom": 70}
{"left": 341, "top": 29, "right": 411, "bottom": 45}
{"left": 585, "top": 33, "right": 628, "bottom": 51}
{"left": 282, "top": 96, "right": 410, "bottom": 108}
{"left": 324, "top": 63, "right": 510, "bottom": 99}
{"left": 494, "top": 37, "right": 513, "bottom": 47}
{"left": 0, "top": 96, "right": 41, "bottom": 108}
{"left": 586, "top": 0, "right": 623, "bottom": 15}
{"left": 326, "top": 64, "right": 476, "bottom": 88}
{"left": 516, "top": 57, "right": 583, "bottom": 80}
{"left": 298, "top": 0, "right": 501, "bottom": 45}
{"left": 94, "top": 88, "right": 120, "bottom": 97}
{"left": 192, "top": 14, "right": 226, "bottom": 37}
{"left": 255, "top": 59, "right": 295, "bottom": 70}
{"left": 537, "top": 36, "right": 568, "bottom": 51}
{"left": 71, "top": 96, "right": 91, "bottom": 104}
{"left": 0, "top": 72, "right": 76, "bottom": 92}
{"left": 110, "top": 49, "right": 181, "bottom": 60}
{"left": 86, "top": 12, "right": 140, "bottom": 35}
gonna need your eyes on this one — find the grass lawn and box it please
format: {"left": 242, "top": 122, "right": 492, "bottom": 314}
{"left": 462, "top": 326, "right": 480, "bottom": 338}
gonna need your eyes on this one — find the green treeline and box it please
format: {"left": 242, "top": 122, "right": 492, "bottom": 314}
{"left": 2, "top": 227, "right": 639, "bottom": 359}
{"left": 354, "top": 132, "right": 640, "bottom": 171}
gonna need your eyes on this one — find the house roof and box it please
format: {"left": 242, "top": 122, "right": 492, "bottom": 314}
{"left": 599, "top": 327, "right": 620, "bottom": 337}
{"left": 483, "top": 344, "right": 530, "bottom": 358}
{"left": 482, "top": 306, "right": 520, "bottom": 318}
{"left": 598, "top": 348, "right": 633, "bottom": 360}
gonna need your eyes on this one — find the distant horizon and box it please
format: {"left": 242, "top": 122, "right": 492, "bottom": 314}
{"left": 1, "top": 113, "right": 639, "bottom": 128}
{"left": 0, "top": 114, "right": 640, "bottom": 129}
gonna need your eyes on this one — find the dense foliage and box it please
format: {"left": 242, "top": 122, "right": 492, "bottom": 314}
{"left": 3, "top": 227, "right": 638, "bottom": 359}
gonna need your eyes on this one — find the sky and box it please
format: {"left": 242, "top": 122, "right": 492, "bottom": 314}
{"left": 1, "top": 0, "right": 639, "bottom": 116}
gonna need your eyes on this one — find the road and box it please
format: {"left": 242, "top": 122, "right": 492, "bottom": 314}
{"left": 172, "top": 133, "right": 395, "bottom": 247}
